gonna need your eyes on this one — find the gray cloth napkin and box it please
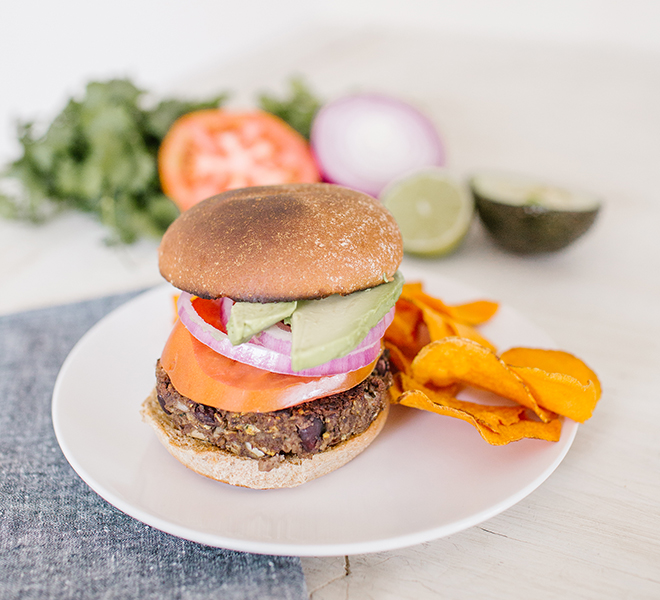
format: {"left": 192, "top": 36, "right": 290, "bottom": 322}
{"left": 0, "top": 291, "right": 308, "bottom": 600}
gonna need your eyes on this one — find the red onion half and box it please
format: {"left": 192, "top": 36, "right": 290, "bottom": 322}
{"left": 177, "top": 292, "right": 387, "bottom": 377}
{"left": 311, "top": 93, "right": 445, "bottom": 197}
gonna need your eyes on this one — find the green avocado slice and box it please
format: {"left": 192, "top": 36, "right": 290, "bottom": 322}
{"left": 290, "top": 271, "right": 404, "bottom": 372}
{"left": 227, "top": 300, "right": 297, "bottom": 345}
{"left": 470, "top": 172, "right": 601, "bottom": 254}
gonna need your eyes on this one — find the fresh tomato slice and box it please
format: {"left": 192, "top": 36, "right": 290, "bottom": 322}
{"left": 158, "top": 109, "right": 321, "bottom": 211}
{"left": 191, "top": 296, "right": 225, "bottom": 331}
{"left": 159, "top": 319, "right": 378, "bottom": 413}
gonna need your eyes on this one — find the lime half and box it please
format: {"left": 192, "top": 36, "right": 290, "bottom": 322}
{"left": 380, "top": 169, "right": 474, "bottom": 256}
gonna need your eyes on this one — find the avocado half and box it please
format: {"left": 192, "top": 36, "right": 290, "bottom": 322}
{"left": 470, "top": 172, "right": 601, "bottom": 254}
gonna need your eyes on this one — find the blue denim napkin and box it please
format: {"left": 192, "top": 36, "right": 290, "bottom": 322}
{"left": 0, "top": 291, "right": 308, "bottom": 600}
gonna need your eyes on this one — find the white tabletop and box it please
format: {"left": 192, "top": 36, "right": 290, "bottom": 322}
{"left": 2, "top": 23, "right": 659, "bottom": 600}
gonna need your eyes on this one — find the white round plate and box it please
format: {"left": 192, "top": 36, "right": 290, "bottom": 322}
{"left": 52, "top": 267, "right": 577, "bottom": 556}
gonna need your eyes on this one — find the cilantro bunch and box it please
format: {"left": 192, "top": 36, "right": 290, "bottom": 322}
{"left": 258, "top": 77, "right": 322, "bottom": 140}
{"left": 0, "top": 80, "right": 227, "bottom": 243}
{"left": 0, "top": 78, "right": 321, "bottom": 244}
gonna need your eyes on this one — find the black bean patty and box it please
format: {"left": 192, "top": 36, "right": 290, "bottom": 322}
{"left": 155, "top": 353, "right": 392, "bottom": 471}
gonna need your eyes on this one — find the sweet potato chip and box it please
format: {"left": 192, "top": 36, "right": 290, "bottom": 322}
{"left": 394, "top": 376, "right": 562, "bottom": 445}
{"left": 384, "top": 340, "right": 413, "bottom": 376}
{"left": 500, "top": 348, "right": 602, "bottom": 398}
{"left": 398, "top": 373, "right": 517, "bottom": 425}
{"left": 401, "top": 282, "right": 499, "bottom": 325}
{"left": 397, "top": 282, "right": 498, "bottom": 352}
{"left": 396, "top": 372, "right": 462, "bottom": 402}
{"left": 172, "top": 294, "right": 180, "bottom": 322}
{"left": 406, "top": 298, "right": 497, "bottom": 351}
{"left": 446, "top": 318, "right": 497, "bottom": 352}
{"left": 384, "top": 282, "right": 600, "bottom": 445}
{"left": 509, "top": 366, "right": 599, "bottom": 423}
{"left": 389, "top": 370, "right": 405, "bottom": 402}
{"left": 385, "top": 298, "right": 427, "bottom": 358}
{"left": 414, "top": 301, "right": 455, "bottom": 341}
{"left": 411, "top": 337, "right": 556, "bottom": 422}
{"left": 447, "top": 300, "right": 500, "bottom": 326}
{"left": 401, "top": 282, "right": 424, "bottom": 295}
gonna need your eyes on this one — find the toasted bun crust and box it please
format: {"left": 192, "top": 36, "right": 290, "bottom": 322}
{"left": 141, "top": 389, "right": 389, "bottom": 489}
{"left": 158, "top": 183, "right": 403, "bottom": 302}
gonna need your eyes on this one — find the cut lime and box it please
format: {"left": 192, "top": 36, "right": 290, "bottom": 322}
{"left": 380, "top": 169, "right": 474, "bottom": 256}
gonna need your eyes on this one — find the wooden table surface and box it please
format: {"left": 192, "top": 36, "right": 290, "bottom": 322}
{"left": 2, "top": 28, "right": 658, "bottom": 599}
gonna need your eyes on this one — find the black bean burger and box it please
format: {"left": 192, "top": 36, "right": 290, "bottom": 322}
{"left": 141, "top": 183, "right": 404, "bottom": 488}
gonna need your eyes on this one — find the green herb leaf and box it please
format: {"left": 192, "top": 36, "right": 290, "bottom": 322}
{"left": 1, "top": 77, "right": 322, "bottom": 243}
{"left": 144, "top": 95, "right": 229, "bottom": 140}
{"left": 0, "top": 79, "right": 228, "bottom": 243}
{"left": 258, "top": 77, "right": 322, "bottom": 140}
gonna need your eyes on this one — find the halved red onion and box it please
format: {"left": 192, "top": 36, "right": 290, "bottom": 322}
{"left": 177, "top": 292, "right": 386, "bottom": 377}
{"left": 311, "top": 93, "right": 445, "bottom": 197}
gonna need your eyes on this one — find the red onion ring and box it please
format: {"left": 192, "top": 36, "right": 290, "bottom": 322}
{"left": 211, "top": 295, "right": 393, "bottom": 356}
{"left": 311, "top": 93, "right": 445, "bottom": 197}
{"left": 252, "top": 306, "right": 394, "bottom": 355}
{"left": 177, "top": 292, "right": 386, "bottom": 377}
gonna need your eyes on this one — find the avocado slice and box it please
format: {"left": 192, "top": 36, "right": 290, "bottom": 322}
{"left": 290, "top": 271, "right": 404, "bottom": 371}
{"left": 227, "top": 300, "right": 297, "bottom": 345}
{"left": 470, "top": 172, "right": 601, "bottom": 254}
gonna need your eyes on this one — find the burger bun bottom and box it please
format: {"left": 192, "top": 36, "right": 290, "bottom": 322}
{"left": 140, "top": 389, "right": 389, "bottom": 489}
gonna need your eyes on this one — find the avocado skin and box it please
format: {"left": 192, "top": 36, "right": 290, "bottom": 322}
{"left": 473, "top": 193, "right": 600, "bottom": 254}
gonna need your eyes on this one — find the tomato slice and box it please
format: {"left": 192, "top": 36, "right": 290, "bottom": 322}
{"left": 191, "top": 296, "right": 225, "bottom": 331}
{"left": 159, "top": 319, "right": 378, "bottom": 413}
{"left": 158, "top": 109, "right": 321, "bottom": 211}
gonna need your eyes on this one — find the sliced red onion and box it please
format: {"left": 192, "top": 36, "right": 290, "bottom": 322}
{"left": 218, "top": 296, "right": 233, "bottom": 325}
{"left": 177, "top": 292, "right": 384, "bottom": 377}
{"left": 252, "top": 321, "right": 292, "bottom": 353}
{"left": 311, "top": 93, "right": 445, "bottom": 197}
{"left": 253, "top": 306, "right": 395, "bottom": 355}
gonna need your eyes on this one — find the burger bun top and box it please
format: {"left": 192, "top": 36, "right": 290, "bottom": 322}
{"left": 158, "top": 183, "right": 403, "bottom": 302}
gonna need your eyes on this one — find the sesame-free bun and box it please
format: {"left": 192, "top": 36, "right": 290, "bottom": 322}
{"left": 140, "top": 389, "right": 389, "bottom": 489}
{"left": 158, "top": 183, "right": 403, "bottom": 302}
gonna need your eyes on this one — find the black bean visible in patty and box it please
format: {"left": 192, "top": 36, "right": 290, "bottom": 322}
{"left": 155, "top": 353, "right": 391, "bottom": 471}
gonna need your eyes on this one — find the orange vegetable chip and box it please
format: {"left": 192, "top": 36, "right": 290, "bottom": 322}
{"left": 401, "top": 282, "right": 424, "bottom": 296}
{"left": 446, "top": 300, "right": 500, "bottom": 326}
{"left": 411, "top": 337, "right": 556, "bottom": 422}
{"left": 397, "top": 373, "right": 514, "bottom": 426}
{"left": 413, "top": 301, "right": 455, "bottom": 341}
{"left": 394, "top": 375, "right": 562, "bottom": 445}
{"left": 446, "top": 318, "right": 497, "bottom": 353}
{"left": 509, "top": 366, "right": 599, "bottom": 423}
{"left": 385, "top": 281, "right": 600, "bottom": 445}
{"left": 407, "top": 298, "right": 496, "bottom": 351}
{"left": 500, "top": 348, "right": 601, "bottom": 422}
{"left": 385, "top": 298, "right": 428, "bottom": 358}
{"left": 401, "top": 282, "right": 499, "bottom": 325}
{"left": 389, "top": 371, "right": 405, "bottom": 402}
{"left": 172, "top": 294, "right": 180, "bottom": 323}
{"left": 396, "top": 371, "right": 462, "bottom": 401}
{"left": 500, "top": 348, "right": 602, "bottom": 398}
{"left": 394, "top": 287, "right": 498, "bottom": 354}
{"left": 384, "top": 340, "right": 413, "bottom": 376}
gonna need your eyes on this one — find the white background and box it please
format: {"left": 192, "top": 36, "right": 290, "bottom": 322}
{"left": 2, "top": 0, "right": 660, "bottom": 162}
